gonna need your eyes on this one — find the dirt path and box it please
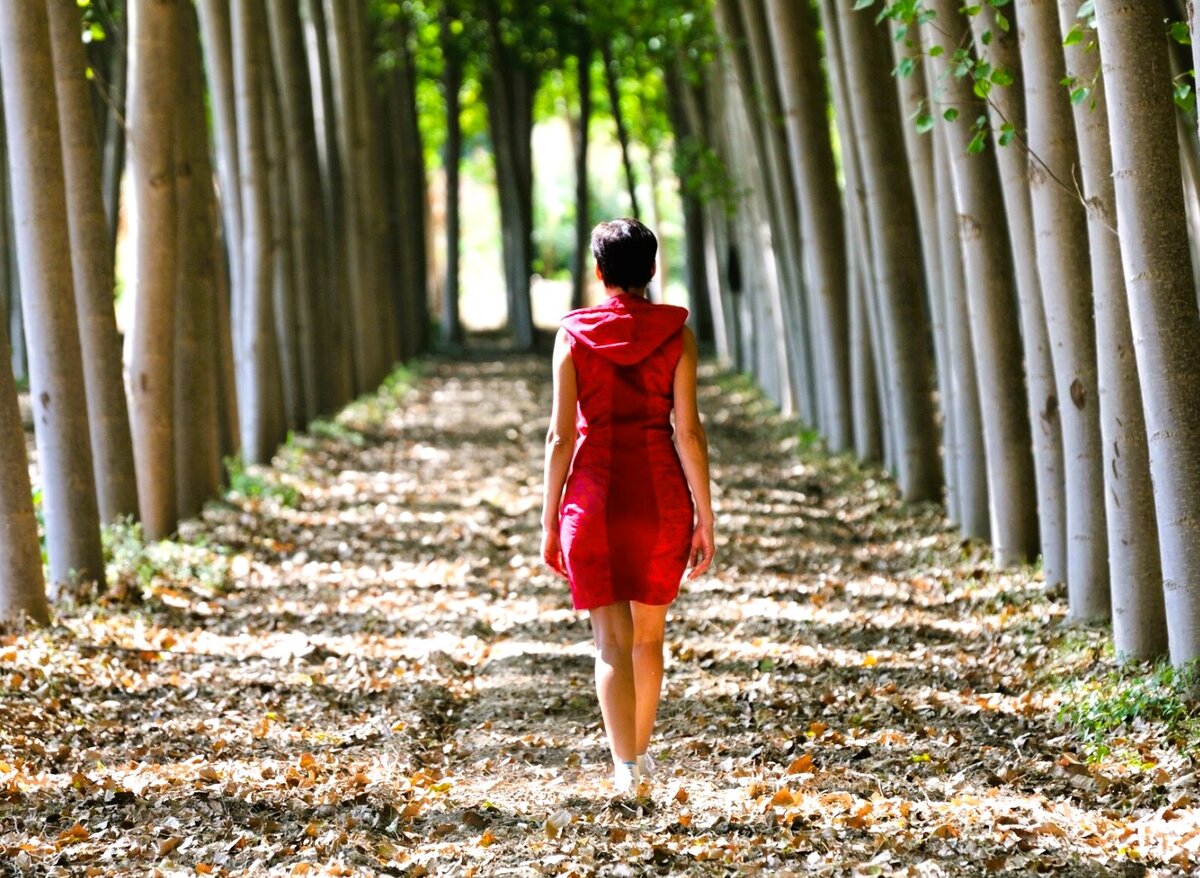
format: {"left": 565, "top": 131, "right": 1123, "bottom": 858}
{"left": 0, "top": 354, "right": 1195, "bottom": 876}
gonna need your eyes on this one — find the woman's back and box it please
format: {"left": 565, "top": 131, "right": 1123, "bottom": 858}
{"left": 558, "top": 292, "right": 693, "bottom": 609}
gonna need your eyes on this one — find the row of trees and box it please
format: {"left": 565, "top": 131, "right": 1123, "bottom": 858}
{"left": 0, "top": 0, "right": 429, "bottom": 627}
{"left": 676, "top": 0, "right": 1200, "bottom": 665}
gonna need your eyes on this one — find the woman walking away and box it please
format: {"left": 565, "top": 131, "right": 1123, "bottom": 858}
{"left": 541, "top": 218, "right": 716, "bottom": 795}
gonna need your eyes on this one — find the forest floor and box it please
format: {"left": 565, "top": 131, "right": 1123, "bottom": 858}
{"left": 2, "top": 352, "right": 1199, "bottom": 877}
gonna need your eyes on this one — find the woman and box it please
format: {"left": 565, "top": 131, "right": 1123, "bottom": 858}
{"left": 541, "top": 218, "right": 715, "bottom": 794}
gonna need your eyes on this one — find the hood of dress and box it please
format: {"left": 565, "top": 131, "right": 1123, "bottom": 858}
{"left": 560, "top": 293, "right": 689, "bottom": 366}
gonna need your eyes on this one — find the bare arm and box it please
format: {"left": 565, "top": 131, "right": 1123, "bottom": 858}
{"left": 672, "top": 327, "right": 714, "bottom": 578}
{"left": 542, "top": 327, "right": 578, "bottom": 535}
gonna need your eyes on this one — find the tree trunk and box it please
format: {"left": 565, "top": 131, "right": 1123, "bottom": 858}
{"left": 932, "top": 120, "right": 989, "bottom": 541}
{"left": 736, "top": 0, "right": 817, "bottom": 425}
{"left": 302, "top": 0, "right": 353, "bottom": 413}
{"left": 1057, "top": 0, "right": 1163, "bottom": 658}
{"left": 267, "top": 0, "right": 323, "bottom": 423}
{"left": 816, "top": 0, "right": 884, "bottom": 464}
{"left": 196, "top": 0, "right": 243, "bottom": 305}
{"left": 388, "top": 11, "right": 429, "bottom": 360}
{"left": 968, "top": 7, "right": 1065, "bottom": 582}
{"left": 441, "top": 4, "right": 463, "bottom": 348}
{"left": 1, "top": 0, "right": 105, "bottom": 590}
{"left": 712, "top": 0, "right": 796, "bottom": 416}
{"left": 173, "top": 4, "right": 222, "bottom": 520}
{"left": 1017, "top": 0, "right": 1109, "bottom": 620}
{"left": 47, "top": 0, "right": 139, "bottom": 525}
{"left": 233, "top": 0, "right": 285, "bottom": 465}
{"left": 571, "top": 41, "right": 591, "bottom": 312}
{"left": 1099, "top": 0, "right": 1200, "bottom": 665}
{"left": 127, "top": 0, "right": 182, "bottom": 539}
{"left": 99, "top": 10, "right": 126, "bottom": 258}
{"left": 482, "top": 3, "right": 535, "bottom": 351}
{"left": 602, "top": 41, "right": 639, "bottom": 219}
{"left": 0, "top": 68, "right": 45, "bottom": 623}
{"left": 834, "top": 2, "right": 942, "bottom": 501}
{"left": 262, "top": 30, "right": 303, "bottom": 431}
{"left": 766, "top": 0, "right": 853, "bottom": 452}
{"left": 921, "top": 3, "right": 1039, "bottom": 565}
{"left": 0, "top": 306, "right": 46, "bottom": 628}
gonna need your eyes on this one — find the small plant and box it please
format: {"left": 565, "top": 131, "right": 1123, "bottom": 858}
{"left": 102, "top": 518, "right": 232, "bottom": 606}
{"left": 1057, "top": 659, "right": 1200, "bottom": 760}
{"left": 223, "top": 455, "right": 301, "bottom": 509}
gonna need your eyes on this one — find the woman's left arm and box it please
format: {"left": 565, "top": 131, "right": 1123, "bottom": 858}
{"left": 541, "top": 328, "right": 578, "bottom": 576}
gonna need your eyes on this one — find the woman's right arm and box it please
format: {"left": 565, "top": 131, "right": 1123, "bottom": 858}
{"left": 672, "top": 327, "right": 714, "bottom": 580}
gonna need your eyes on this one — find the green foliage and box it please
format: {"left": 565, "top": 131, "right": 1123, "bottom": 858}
{"left": 102, "top": 518, "right": 233, "bottom": 606}
{"left": 1057, "top": 660, "right": 1200, "bottom": 761}
{"left": 222, "top": 456, "right": 301, "bottom": 510}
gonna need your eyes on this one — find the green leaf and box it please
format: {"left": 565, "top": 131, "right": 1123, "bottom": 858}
{"left": 853, "top": 0, "right": 875, "bottom": 9}
{"left": 1063, "top": 25, "right": 1083, "bottom": 46}
{"left": 995, "top": 11, "right": 1010, "bottom": 32}
{"left": 895, "top": 56, "right": 916, "bottom": 78}
{"left": 1169, "top": 22, "right": 1192, "bottom": 46}
{"left": 1076, "top": 0, "right": 1095, "bottom": 20}
{"left": 943, "top": 107, "right": 960, "bottom": 122}
{"left": 1175, "top": 81, "right": 1196, "bottom": 113}
{"left": 973, "top": 78, "right": 992, "bottom": 100}
{"left": 914, "top": 112, "right": 935, "bottom": 133}
{"left": 981, "top": 28, "right": 993, "bottom": 46}
{"left": 1070, "top": 85, "right": 1090, "bottom": 105}
{"left": 999, "top": 122, "right": 1015, "bottom": 147}
{"left": 929, "top": 45, "right": 945, "bottom": 57}
{"left": 968, "top": 129, "right": 988, "bottom": 155}
{"left": 965, "top": 4, "right": 982, "bottom": 14}
{"left": 991, "top": 67, "right": 1013, "bottom": 87}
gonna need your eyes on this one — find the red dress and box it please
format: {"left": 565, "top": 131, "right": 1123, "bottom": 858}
{"left": 558, "top": 292, "right": 694, "bottom": 610}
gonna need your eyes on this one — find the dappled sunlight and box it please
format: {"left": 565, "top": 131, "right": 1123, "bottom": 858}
{"left": 0, "top": 355, "right": 1194, "bottom": 874}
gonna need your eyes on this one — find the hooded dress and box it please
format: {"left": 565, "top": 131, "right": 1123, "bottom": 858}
{"left": 558, "top": 292, "right": 694, "bottom": 610}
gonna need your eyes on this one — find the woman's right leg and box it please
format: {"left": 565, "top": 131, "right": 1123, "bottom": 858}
{"left": 589, "top": 602, "right": 637, "bottom": 764}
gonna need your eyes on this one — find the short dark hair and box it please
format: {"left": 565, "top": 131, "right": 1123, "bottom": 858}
{"left": 591, "top": 218, "right": 657, "bottom": 290}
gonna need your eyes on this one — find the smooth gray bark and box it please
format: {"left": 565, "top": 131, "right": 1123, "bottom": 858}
{"left": 47, "top": 0, "right": 139, "bottom": 525}
{"left": 834, "top": 3, "right": 941, "bottom": 502}
{"left": 1099, "top": 0, "right": 1200, "bottom": 665}
{"left": 1058, "top": 0, "right": 1164, "bottom": 658}
{"left": 267, "top": 0, "right": 323, "bottom": 422}
{"left": 766, "top": 0, "right": 853, "bottom": 452}
{"left": 441, "top": 6, "right": 463, "bottom": 348}
{"left": 174, "top": 4, "right": 223, "bottom": 520}
{"left": 968, "top": 7, "right": 1065, "bottom": 581}
{"left": 1017, "top": 0, "right": 1109, "bottom": 620}
{"left": 2, "top": 0, "right": 105, "bottom": 593}
{"left": 232, "top": 0, "right": 285, "bottom": 464}
{"left": 921, "top": 4, "right": 1039, "bottom": 564}
{"left": 932, "top": 121, "right": 989, "bottom": 541}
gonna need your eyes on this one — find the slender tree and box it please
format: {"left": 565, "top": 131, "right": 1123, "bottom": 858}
{"left": 0, "top": 291, "right": 47, "bottom": 627}
{"left": 834, "top": 2, "right": 941, "bottom": 501}
{"left": 1057, "top": 1, "right": 1164, "bottom": 657}
{"left": 570, "top": 37, "right": 592, "bottom": 313}
{"left": 233, "top": 0, "right": 286, "bottom": 464}
{"left": 1099, "top": 0, "right": 1200, "bottom": 665}
{"left": 174, "top": 3, "right": 223, "bottom": 519}
{"left": 47, "top": 0, "right": 139, "bottom": 525}
{"left": 968, "top": 5, "right": 1065, "bottom": 582}
{"left": 601, "top": 41, "right": 640, "bottom": 218}
{"left": 441, "top": 2, "right": 464, "bottom": 348}
{"left": 921, "top": 1, "right": 1039, "bottom": 564}
{"left": 766, "top": 0, "right": 852, "bottom": 453}
{"left": 1, "top": 0, "right": 105, "bottom": 591}
{"left": 1017, "top": 0, "right": 1109, "bottom": 619}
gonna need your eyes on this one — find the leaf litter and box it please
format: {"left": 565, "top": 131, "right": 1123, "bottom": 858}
{"left": 1, "top": 353, "right": 1197, "bottom": 876}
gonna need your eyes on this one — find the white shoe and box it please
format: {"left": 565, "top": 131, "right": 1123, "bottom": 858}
{"left": 612, "top": 760, "right": 641, "bottom": 795}
{"left": 636, "top": 752, "right": 656, "bottom": 780}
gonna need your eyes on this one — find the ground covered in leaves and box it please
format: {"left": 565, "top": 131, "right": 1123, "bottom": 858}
{"left": 2, "top": 352, "right": 1199, "bottom": 877}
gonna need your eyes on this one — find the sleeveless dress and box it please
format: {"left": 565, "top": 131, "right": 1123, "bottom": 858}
{"left": 558, "top": 292, "right": 694, "bottom": 610}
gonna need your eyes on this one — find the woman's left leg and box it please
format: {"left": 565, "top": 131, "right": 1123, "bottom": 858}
{"left": 630, "top": 601, "right": 670, "bottom": 756}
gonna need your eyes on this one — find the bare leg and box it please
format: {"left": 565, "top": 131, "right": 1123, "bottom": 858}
{"left": 588, "top": 602, "right": 637, "bottom": 764}
{"left": 630, "top": 601, "right": 670, "bottom": 756}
